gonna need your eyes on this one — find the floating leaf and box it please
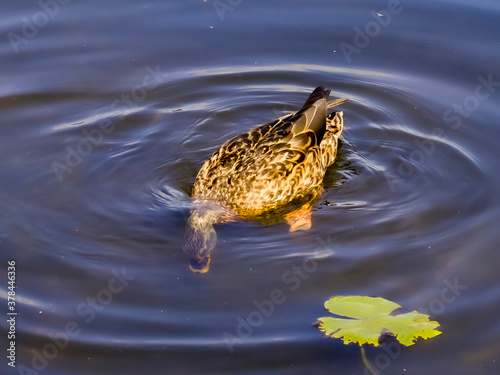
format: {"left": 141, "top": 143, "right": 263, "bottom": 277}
{"left": 316, "top": 296, "right": 441, "bottom": 347}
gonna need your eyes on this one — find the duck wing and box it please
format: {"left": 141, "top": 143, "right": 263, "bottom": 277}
{"left": 286, "top": 85, "right": 331, "bottom": 145}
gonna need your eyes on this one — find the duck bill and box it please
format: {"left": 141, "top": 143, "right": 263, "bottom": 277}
{"left": 189, "top": 255, "right": 211, "bottom": 273}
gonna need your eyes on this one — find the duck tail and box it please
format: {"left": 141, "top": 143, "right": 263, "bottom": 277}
{"left": 327, "top": 98, "right": 348, "bottom": 108}
{"left": 303, "top": 86, "right": 331, "bottom": 107}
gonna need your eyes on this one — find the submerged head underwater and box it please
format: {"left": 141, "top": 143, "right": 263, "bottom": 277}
{"left": 1, "top": 1, "right": 500, "bottom": 375}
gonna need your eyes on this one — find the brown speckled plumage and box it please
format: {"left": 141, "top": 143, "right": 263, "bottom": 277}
{"left": 193, "top": 86, "right": 345, "bottom": 219}
{"left": 184, "top": 86, "right": 347, "bottom": 273}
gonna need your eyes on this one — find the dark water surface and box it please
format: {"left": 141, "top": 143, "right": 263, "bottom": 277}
{"left": 1, "top": 1, "right": 500, "bottom": 374}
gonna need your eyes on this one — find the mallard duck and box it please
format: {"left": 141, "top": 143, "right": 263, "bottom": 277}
{"left": 184, "top": 86, "right": 347, "bottom": 273}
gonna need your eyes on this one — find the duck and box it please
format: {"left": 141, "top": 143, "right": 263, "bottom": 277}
{"left": 184, "top": 86, "right": 347, "bottom": 273}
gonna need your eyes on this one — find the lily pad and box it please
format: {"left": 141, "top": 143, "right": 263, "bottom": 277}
{"left": 316, "top": 296, "right": 441, "bottom": 347}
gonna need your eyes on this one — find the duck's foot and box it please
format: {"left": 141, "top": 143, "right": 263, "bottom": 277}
{"left": 287, "top": 207, "right": 312, "bottom": 232}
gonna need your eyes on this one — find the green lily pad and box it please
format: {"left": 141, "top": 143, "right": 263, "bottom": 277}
{"left": 316, "top": 296, "right": 441, "bottom": 347}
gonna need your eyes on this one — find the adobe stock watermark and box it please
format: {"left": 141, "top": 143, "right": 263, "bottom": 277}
{"left": 384, "top": 73, "right": 499, "bottom": 192}
{"left": 16, "top": 268, "right": 135, "bottom": 375}
{"left": 7, "top": 0, "right": 71, "bottom": 54}
{"left": 339, "top": 0, "right": 411, "bottom": 63}
{"left": 442, "top": 74, "right": 500, "bottom": 130}
{"left": 417, "top": 277, "right": 467, "bottom": 316}
{"left": 51, "top": 64, "right": 162, "bottom": 183}
{"left": 222, "top": 235, "right": 339, "bottom": 353}
{"left": 205, "top": 0, "right": 243, "bottom": 21}
{"left": 362, "top": 277, "right": 467, "bottom": 375}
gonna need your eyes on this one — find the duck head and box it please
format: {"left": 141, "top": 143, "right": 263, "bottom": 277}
{"left": 183, "top": 205, "right": 220, "bottom": 273}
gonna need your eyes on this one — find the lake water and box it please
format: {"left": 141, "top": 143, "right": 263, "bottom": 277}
{"left": 1, "top": 1, "right": 500, "bottom": 374}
